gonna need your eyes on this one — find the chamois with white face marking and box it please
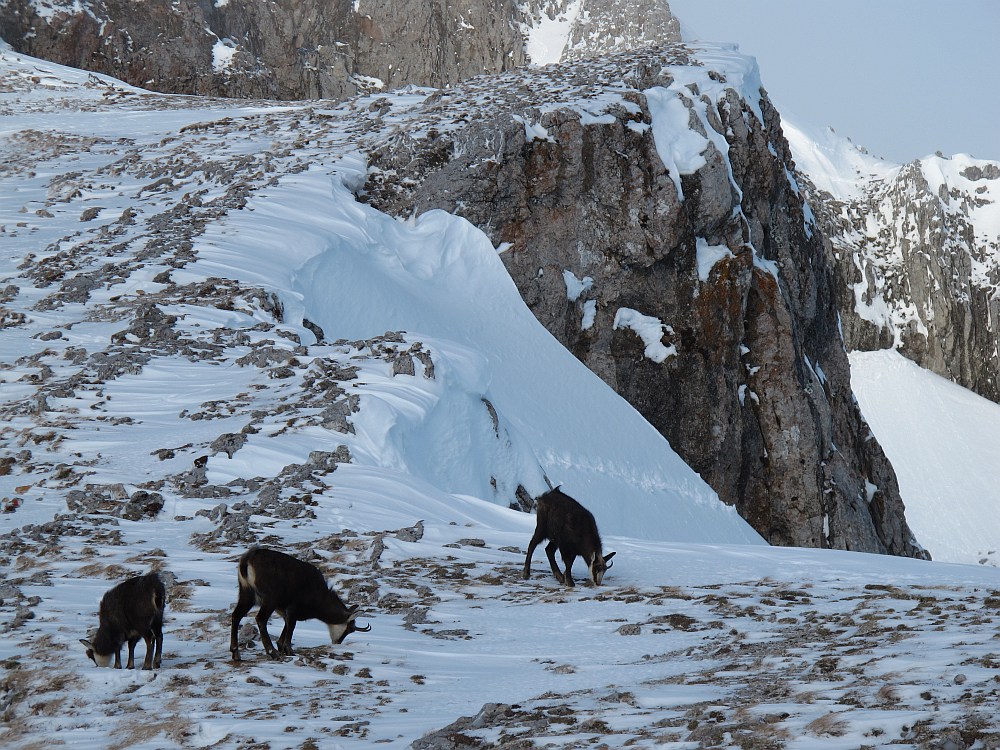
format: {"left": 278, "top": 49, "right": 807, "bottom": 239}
{"left": 523, "top": 487, "right": 616, "bottom": 587}
{"left": 80, "top": 571, "right": 165, "bottom": 669}
{"left": 229, "top": 547, "right": 370, "bottom": 661}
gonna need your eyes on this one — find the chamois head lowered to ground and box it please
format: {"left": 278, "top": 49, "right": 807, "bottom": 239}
{"left": 80, "top": 571, "right": 165, "bottom": 669}
{"left": 229, "top": 547, "right": 370, "bottom": 662}
{"left": 522, "top": 487, "right": 616, "bottom": 587}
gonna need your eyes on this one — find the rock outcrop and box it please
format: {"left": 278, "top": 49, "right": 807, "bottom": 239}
{"left": 360, "top": 45, "right": 925, "bottom": 557}
{"left": 520, "top": 0, "right": 680, "bottom": 63}
{"left": 0, "top": 0, "right": 527, "bottom": 99}
{"left": 0, "top": 0, "right": 681, "bottom": 100}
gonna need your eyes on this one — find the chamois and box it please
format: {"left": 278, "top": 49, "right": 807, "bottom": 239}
{"left": 80, "top": 571, "right": 165, "bottom": 669}
{"left": 523, "top": 487, "right": 616, "bottom": 587}
{"left": 229, "top": 547, "right": 370, "bottom": 662}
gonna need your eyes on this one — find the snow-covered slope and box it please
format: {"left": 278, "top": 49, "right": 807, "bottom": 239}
{"left": 782, "top": 120, "right": 898, "bottom": 202}
{"left": 0, "top": 40, "right": 755, "bottom": 545}
{"left": 850, "top": 349, "right": 1000, "bottom": 566}
{"left": 5, "top": 43, "right": 1000, "bottom": 750}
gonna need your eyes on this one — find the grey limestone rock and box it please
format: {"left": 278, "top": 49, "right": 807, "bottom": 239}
{"left": 0, "top": 0, "right": 526, "bottom": 100}
{"left": 210, "top": 432, "right": 247, "bottom": 459}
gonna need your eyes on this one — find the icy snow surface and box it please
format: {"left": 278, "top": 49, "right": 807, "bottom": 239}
{"left": 783, "top": 119, "right": 898, "bottom": 202}
{"left": 522, "top": 0, "right": 583, "bottom": 65}
{"left": 2, "top": 41, "right": 1000, "bottom": 750}
{"left": 851, "top": 349, "right": 1000, "bottom": 567}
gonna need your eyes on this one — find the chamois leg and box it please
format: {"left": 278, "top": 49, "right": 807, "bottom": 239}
{"left": 152, "top": 620, "right": 163, "bottom": 668}
{"left": 125, "top": 635, "right": 140, "bottom": 669}
{"left": 229, "top": 585, "right": 255, "bottom": 661}
{"left": 140, "top": 631, "right": 155, "bottom": 669}
{"left": 523, "top": 531, "right": 545, "bottom": 579}
{"left": 255, "top": 606, "right": 280, "bottom": 658}
{"left": 276, "top": 615, "right": 297, "bottom": 656}
{"left": 544, "top": 541, "right": 564, "bottom": 584}
{"left": 561, "top": 552, "right": 577, "bottom": 588}
{"left": 113, "top": 646, "right": 123, "bottom": 670}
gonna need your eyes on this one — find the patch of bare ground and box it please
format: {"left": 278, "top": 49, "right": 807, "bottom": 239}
{"left": 107, "top": 715, "right": 198, "bottom": 750}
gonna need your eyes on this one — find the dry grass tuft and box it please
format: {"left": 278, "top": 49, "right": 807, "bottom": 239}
{"left": 876, "top": 684, "right": 900, "bottom": 705}
{"left": 805, "top": 712, "right": 850, "bottom": 737}
{"left": 107, "top": 717, "right": 192, "bottom": 750}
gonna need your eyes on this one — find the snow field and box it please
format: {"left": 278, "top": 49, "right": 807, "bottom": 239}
{"left": 850, "top": 349, "right": 1000, "bottom": 566}
{"left": 2, "top": 40, "right": 1000, "bottom": 750}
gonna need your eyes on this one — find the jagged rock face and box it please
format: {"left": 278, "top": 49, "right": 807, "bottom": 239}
{"left": 0, "top": 0, "right": 526, "bottom": 98}
{"left": 798, "top": 154, "right": 1000, "bottom": 403}
{"left": 0, "top": 0, "right": 679, "bottom": 100}
{"left": 563, "top": 0, "right": 679, "bottom": 60}
{"left": 360, "top": 46, "right": 925, "bottom": 557}
{"left": 521, "top": 0, "right": 680, "bottom": 63}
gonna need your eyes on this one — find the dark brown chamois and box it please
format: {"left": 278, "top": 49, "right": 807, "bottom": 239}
{"left": 80, "top": 572, "right": 165, "bottom": 669}
{"left": 523, "top": 487, "right": 616, "bottom": 587}
{"left": 229, "top": 547, "right": 370, "bottom": 661}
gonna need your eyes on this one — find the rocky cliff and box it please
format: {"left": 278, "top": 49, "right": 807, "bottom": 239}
{"left": 787, "top": 124, "right": 1000, "bottom": 403}
{"left": 0, "top": 0, "right": 527, "bottom": 98}
{"left": 359, "top": 45, "right": 924, "bottom": 557}
{"left": 0, "top": 0, "right": 679, "bottom": 99}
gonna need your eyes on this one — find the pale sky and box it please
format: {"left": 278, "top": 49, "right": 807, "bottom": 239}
{"left": 667, "top": 0, "right": 999, "bottom": 164}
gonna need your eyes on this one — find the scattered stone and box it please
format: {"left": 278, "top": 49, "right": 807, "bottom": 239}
{"left": 395, "top": 521, "right": 425, "bottom": 543}
{"left": 210, "top": 432, "right": 247, "bottom": 459}
{"left": 121, "top": 491, "right": 164, "bottom": 521}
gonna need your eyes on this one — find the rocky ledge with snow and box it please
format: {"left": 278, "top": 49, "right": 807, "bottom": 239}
{"left": 0, "top": 0, "right": 679, "bottom": 100}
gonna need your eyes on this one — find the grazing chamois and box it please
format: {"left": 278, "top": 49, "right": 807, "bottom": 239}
{"left": 229, "top": 547, "right": 370, "bottom": 662}
{"left": 523, "top": 487, "right": 616, "bottom": 587}
{"left": 80, "top": 571, "right": 165, "bottom": 669}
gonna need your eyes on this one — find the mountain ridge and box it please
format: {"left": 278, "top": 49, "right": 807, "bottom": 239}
{"left": 786, "top": 120, "right": 1000, "bottom": 403}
